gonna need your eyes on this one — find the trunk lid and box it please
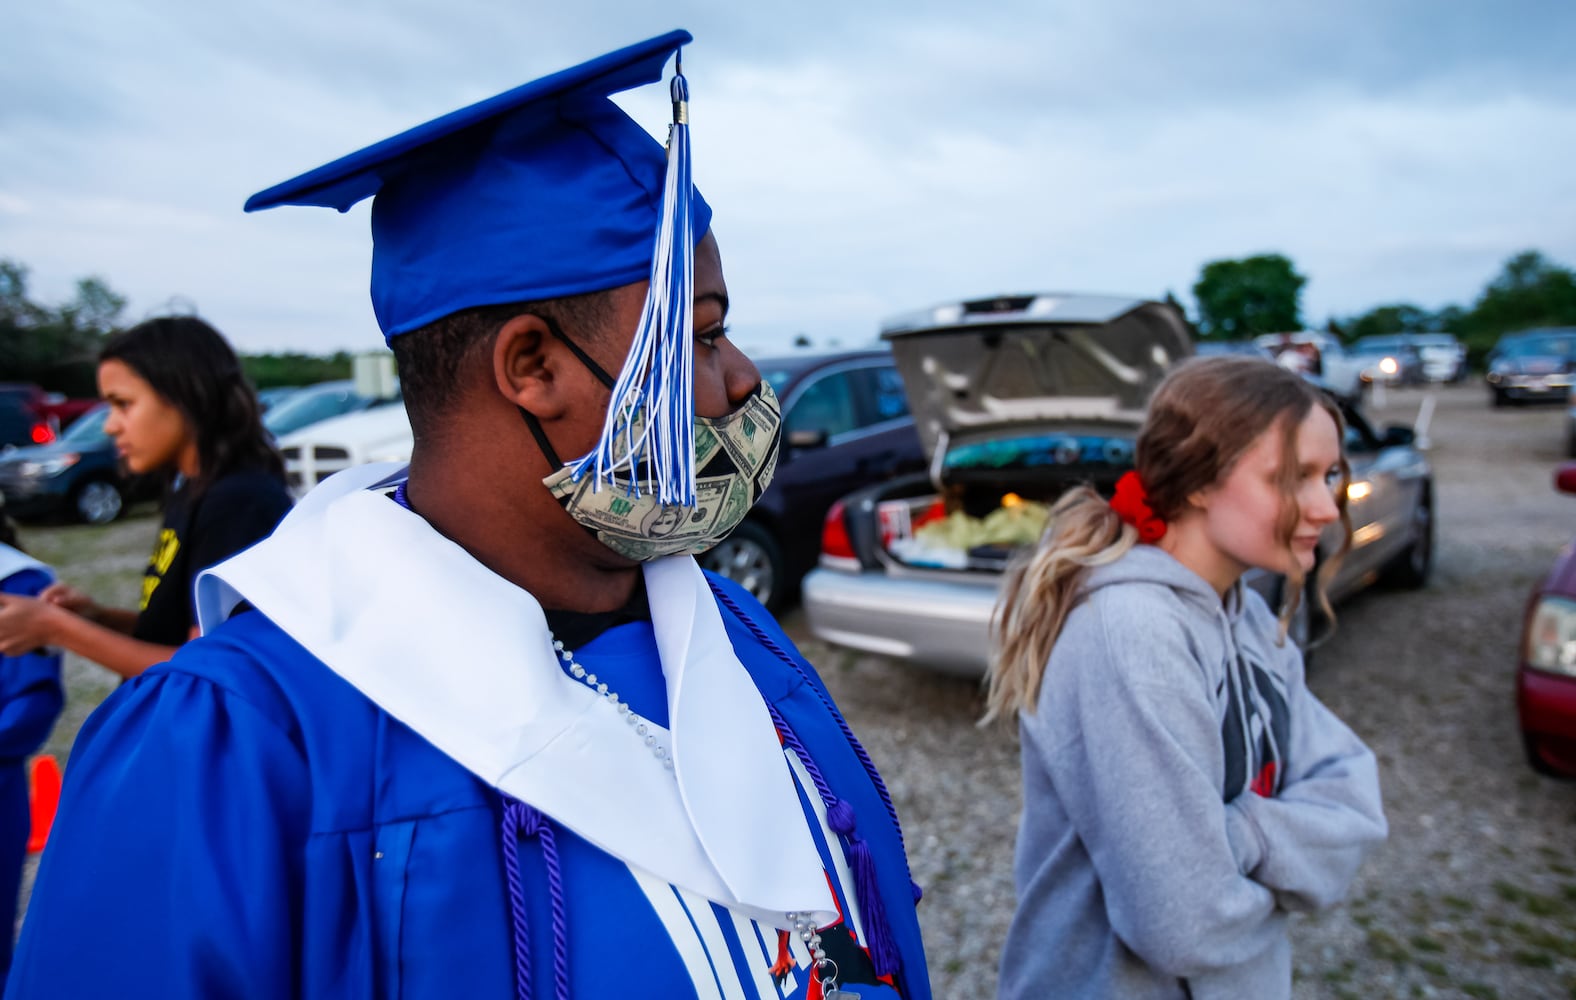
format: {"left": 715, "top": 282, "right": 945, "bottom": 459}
{"left": 880, "top": 293, "right": 1192, "bottom": 467}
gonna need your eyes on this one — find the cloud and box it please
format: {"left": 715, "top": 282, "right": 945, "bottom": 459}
{"left": 1, "top": 0, "right": 1572, "bottom": 352}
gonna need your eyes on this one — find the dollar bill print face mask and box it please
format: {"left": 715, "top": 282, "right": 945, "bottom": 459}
{"left": 540, "top": 382, "right": 781, "bottom": 562}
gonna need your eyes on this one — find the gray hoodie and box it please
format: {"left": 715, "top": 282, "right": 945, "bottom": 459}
{"left": 998, "top": 545, "right": 1387, "bottom": 1000}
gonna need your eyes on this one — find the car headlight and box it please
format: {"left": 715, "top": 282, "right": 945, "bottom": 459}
{"left": 1525, "top": 595, "right": 1576, "bottom": 676}
{"left": 18, "top": 454, "right": 80, "bottom": 478}
{"left": 1379, "top": 357, "right": 1398, "bottom": 376}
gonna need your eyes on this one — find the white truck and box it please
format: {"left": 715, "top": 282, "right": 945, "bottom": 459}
{"left": 276, "top": 404, "right": 414, "bottom": 498}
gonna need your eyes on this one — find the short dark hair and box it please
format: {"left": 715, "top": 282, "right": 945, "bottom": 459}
{"left": 392, "top": 290, "right": 616, "bottom": 438}
{"left": 99, "top": 316, "right": 284, "bottom": 494}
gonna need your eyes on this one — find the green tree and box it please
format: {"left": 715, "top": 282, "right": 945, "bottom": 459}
{"left": 1191, "top": 253, "right": 1306, "bottom": 339}
{"left": 240, "top": 351, "right": 354, "bottom": 388}
{"left": 1460, "top": 250, "right": 1576, "bottom": 346}
{"left": 1344, "top": 303, "right": 1436, "bottom": 343}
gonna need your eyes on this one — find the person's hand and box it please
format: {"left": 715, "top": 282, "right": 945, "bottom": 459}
{"left": 41, "top": 581, "right": 99, "bottom": 620}
{"left": 0, "top": 594, "right": 61, "bottom": 656}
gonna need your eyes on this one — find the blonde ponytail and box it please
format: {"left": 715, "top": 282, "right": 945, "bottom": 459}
{"left": 983, "top": 486, "right": 1136, "bottom": 724}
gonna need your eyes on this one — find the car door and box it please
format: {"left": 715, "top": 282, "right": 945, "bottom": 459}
{"left": 1335, "top": 407, "right": 1421, "bottom": 588}
{"left": 770, "top": 360, "right": 920, "bottom": 581}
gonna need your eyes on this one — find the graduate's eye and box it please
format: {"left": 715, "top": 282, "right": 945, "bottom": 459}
{"left": 696, "top": 324, "right": 730, "bottom": 349}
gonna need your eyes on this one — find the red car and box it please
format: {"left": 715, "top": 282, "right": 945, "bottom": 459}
{"left": 1518, "top": 462, "right": 1576, "bottom": 777}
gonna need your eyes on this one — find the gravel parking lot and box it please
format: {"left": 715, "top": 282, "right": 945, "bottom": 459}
{"left": 16, "top": 382, "right": 1576, "bottom": 998}
{"left": 787, "top": 381, "right": 1576, "bottom": 999}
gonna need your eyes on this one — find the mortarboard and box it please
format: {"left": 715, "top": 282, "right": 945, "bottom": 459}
{"left": 247, "top": 30, "right": 711, "bottom": 505}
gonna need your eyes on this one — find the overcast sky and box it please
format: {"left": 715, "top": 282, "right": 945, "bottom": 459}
{"left": 4, "top": 1, "right": 1573, "bottom": 357}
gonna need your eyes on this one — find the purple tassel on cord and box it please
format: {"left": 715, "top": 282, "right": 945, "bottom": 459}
{"left": 825, "top": 798, "right": 901, "bottom": 978}
{"left": 500, "top": 798, "right": 570, "bottom": 1000}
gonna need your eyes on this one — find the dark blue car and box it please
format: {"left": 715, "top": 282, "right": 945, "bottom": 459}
{"left": 0, "top": 404, "right": 155, "bottom": 524}
{"left": 696, "top": 348, "right": 925, "bottom": 611}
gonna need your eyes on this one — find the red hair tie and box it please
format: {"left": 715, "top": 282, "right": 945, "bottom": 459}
{"left": 1109, "top": 470, "right": 1167, "bottom": 543}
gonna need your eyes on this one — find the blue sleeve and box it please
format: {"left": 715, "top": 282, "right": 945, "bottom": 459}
{"left": 5, "top": 668, "right": 309, "bottom": 999}
{"left": 0, "top": 569, "right": 62, "bottom": 762}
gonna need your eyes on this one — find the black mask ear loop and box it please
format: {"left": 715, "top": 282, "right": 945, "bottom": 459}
{"left": 517, "top": 314, "right": 619, "bottom": 471}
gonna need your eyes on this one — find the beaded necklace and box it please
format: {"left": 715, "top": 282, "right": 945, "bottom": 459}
{"left": 550, "top": 636, "right": 673, "bottom": 770}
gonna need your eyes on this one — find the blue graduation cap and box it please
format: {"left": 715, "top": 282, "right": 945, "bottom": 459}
{"left": 247, "top": 30, "right": 712, "bottom": 505}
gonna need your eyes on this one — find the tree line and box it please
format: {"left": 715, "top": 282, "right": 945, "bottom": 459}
{"left": 7, "top": 248, "right": 1576, "bottom": 397}
{"left": 0, "top": 259, "right": 351, "bottom": 398}
{"left": 1190, "top": 249, "right": 1576, "bottom": 366}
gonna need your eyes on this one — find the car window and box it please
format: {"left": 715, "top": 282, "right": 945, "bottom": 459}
{"left": 1341, "top": 405, "right": 1380, "bottom": 453}
{"left": 1501, "top": 335, "right": 1576, "bottom": 359}
{"left": 785, "top": 371, "right": 860, "bottom": 439}
{"left": 60, "top": 406, "right": 110, "bottom": 445}
{"left": 858, "top": 365, "right": 910, "bottom": 424}
{"left": 265, "top": 387, "right": 362, "bottom": 437}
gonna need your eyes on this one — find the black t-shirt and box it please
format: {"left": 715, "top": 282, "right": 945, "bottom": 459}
{"left": 135, "top": 467, "right": 293, "bottom": 646}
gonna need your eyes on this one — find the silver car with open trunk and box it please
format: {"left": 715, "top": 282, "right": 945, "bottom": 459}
{"left": 801, "top": 292, "right": 1435, "bottom": 676}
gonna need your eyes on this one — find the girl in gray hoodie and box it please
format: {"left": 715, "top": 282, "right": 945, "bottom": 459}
{"left": 988, "top": 355, "right": 1387, "bottom": 1000}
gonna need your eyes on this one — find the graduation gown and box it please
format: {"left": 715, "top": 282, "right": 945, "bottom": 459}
{"left": 0, "top": 548, "right": 64, "bottom": 985}
{"left": 6, "top": 468, "right": 930, "bottom": 1000}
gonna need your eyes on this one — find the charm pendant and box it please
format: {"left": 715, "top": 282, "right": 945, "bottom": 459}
{"left": 824, "top": 991, "right": 862, "bottom": 1000}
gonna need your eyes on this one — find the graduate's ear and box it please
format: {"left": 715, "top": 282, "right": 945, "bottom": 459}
{"left": 492, "top": 313, "right": 568, "bottom": 419}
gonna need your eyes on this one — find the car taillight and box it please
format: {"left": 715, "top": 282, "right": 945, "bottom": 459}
{"left": 820, "top": 499, "right": 857, "bottom": 562}
{"left": 29, "top": 423, "right": 55, "bottom": 445}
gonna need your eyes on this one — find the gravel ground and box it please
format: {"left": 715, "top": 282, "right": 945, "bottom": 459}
{"left": 15, "top": 384, "right": 1576, "bottom": 998}
{"left": 784, "top": 382, "right": 1576, "bottom": 999}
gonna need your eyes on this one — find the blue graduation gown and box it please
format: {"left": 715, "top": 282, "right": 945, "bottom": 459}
{"left": 6, "top": 576, "right": 929, "bottom": 1000}
{"left": 0, "top": 566, "right": 64, "bottom": 985}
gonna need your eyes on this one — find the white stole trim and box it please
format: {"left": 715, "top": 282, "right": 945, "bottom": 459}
{"left": 196, "top": 464, "right": 833, "bottom": 927}
{"left": 0, "top": 545, "right": 47, "bottom": 584}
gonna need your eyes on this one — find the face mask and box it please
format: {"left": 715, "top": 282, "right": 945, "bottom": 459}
{"left": 540, "top": 382, "right": 781, "bottom": 562}
{"left": 518, "top": 318, "right": 781, "bottom": 562}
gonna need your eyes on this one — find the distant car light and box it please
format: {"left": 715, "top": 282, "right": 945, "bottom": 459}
{"left": 1525, "top": 596, "right": 1576, "bottom": 676}
{"left": 29, "top": 423, "right": 55, "bottom": 445}
{"left": 1346, "top": 480, "right": 1373, "bottom": 503}
{"left": 1379, "top": 357, "right": 1399, "bottom": 376}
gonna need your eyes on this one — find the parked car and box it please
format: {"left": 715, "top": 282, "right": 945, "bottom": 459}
{"left": 1486, "top": 328, "right": 1576, "bottom": 406}
{"left": 263, "top": 379, "right": 401, "bottom": 439}
{"left": 1517, "top": 462, "right": 1576, "bottom": 778}
{"left": 255, "top": 385, "right": 304, "bottom": 413}
{"left": 803, "top": 292, "right": 1435, "bottom": 676}
{"left": 1253, "top": 331, "right": 1367, "bottom": 404}
{"left": 695, "top": 348, "right": 925, "bottom": 611}
{"left": 0, "top": 403, "right": 157, "bottom": 524}
{"left": 1348, "top": 335, "right": 1426, "bottom": 387}
{"left": 0, "top": 383, "right": 98, "bottom": 433}
{"left": 0, "top": 396, "right": 56, "bottom": 451}
{"left": 1193, "top": 339, "right": 1270, "bottom": 359}
{"left": 1409, "top": 333, "right": 1468, "bottom": 383}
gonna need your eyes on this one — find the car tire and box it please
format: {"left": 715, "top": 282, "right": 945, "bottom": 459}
{"left": 72, "top": 478, "right": 124, "bottom": 525}
{"left": 1522, "top": 734, "right": 1565, "bottom": 779}
{"left": 698, "top": 520, "right": 785, "bottom": 612}
{"left": 1491, "top": 388, "right": 1506, "bottom": 408}
{"left": 1381, "top": 491, "right": 1433, "bottom": 589}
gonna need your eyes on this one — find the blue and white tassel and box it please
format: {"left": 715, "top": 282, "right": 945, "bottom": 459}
{"left": 571, "top": 54, "right": 697, "bottom": 506}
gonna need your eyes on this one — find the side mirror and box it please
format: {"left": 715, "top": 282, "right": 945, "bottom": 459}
{"left": 786, "top": 428, "right": 830, "bottom": 451}
{"left": 1379, "top": 425, "right": 1415, "bottom": 448}
{"left": 1556, "top": 463, "right": 1576, "bottom": 497}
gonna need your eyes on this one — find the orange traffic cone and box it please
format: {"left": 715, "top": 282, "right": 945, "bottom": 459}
{"left": 26, "top": 755, "right": 61, "bottom": 854}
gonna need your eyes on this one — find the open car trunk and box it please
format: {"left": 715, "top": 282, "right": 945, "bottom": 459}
{"left": 868, "top": 293, "right": 1189, "bottom": 573}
